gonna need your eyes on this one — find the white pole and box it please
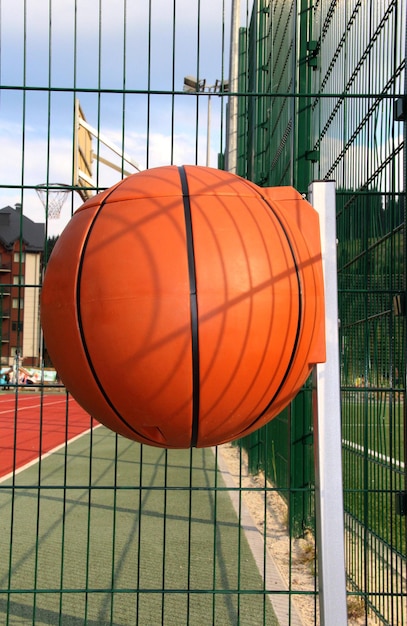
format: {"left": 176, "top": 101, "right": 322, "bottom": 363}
{"left": 308, "top": 180, "right": 348, "bottom": 625}
{"left": 226, "top": 0, "right": 240, "bottom": 173}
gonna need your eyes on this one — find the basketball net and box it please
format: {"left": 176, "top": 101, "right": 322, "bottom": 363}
{"left": 35, "top": 184, "right": 71, "bottom": 219}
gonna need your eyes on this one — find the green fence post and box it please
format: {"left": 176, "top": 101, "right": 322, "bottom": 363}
{"left": 294, "top": 0, "right": 314, "bottom": 193}
{"left": 290, "top": 386, "right": 315, "bottom": 536}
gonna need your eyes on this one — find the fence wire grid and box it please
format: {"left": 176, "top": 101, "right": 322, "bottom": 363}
{"left": 0, "top": 0, "right": 406, "bottom": 625}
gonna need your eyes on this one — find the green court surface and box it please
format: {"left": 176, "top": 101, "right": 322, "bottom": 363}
{"left": 0, "top": 426, "right": 278, "bottom": 625}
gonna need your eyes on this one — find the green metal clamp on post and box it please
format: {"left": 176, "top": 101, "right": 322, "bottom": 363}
{"left": 394, "top": 96, "right": 407, "bottom": 122}
{"left": 395, "top": 492, "right": 407, "bottom": 516}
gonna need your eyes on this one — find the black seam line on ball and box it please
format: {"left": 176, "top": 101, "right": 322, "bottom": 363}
{"left": 255, "top": 192, "right": 302, "bottom": 422}
{"left": 76, "top": 182, "right": 157, "bottom": 445}
{"left": 240, "top": 184, "right": 303, "bottom": 431}
{"left": 178, "top": 166, "right": 200, "bottom": 448}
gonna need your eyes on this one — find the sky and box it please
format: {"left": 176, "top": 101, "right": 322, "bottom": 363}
{"left": 0, "top": 0, "right": 252, "bottom": 236}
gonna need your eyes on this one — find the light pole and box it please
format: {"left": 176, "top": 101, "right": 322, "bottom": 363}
{"left": 226, "top": 0, "right": 240, "bottom": 173}
{"left": 183, "top": 76, "right": 228, "bottom": 167}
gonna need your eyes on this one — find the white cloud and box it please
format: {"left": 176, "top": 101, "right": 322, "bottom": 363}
{"left": 0, "top": 0, "right": 251, "bottom": 236}
{"left": 0, "top": 124, "right": 214, "bottom": 237}
{"left": 1, "top": 0, "right": 241, "bottom": 88}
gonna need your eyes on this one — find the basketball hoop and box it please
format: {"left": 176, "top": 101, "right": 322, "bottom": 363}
{"left": 35, "top": 183, "right": 71, "bottom": 219}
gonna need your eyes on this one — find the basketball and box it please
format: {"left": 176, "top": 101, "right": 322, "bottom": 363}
{"left": 41, "top": 165, "right": 325, "bottom": 448}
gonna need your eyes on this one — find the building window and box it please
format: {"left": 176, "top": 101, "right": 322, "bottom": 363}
{"left": 12, "top": 321, "right": 23, "bottom": 332}
{"left": 13, "top": 275, "right": 23, "bottom": 285}
{"left": 12, "top": 298, "right": 23, "bottom": 309}
{"left": 13, "top": 252, "right": 25, "bottom": 263}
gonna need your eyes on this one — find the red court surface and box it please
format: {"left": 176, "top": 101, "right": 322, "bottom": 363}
{"left": 0, "top": 393, "right": 97, "bottom": 478}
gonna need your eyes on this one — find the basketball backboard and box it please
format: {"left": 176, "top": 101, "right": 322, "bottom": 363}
{"left": 74, "top": 99, "right": 94, "bottom": 201}
{"left": 74, "top": 99, "right": 141, "bottom": 202}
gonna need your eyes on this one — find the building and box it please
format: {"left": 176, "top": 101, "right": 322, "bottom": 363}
{"left": 0, "top": 204, "right": 45, "bottom": 367}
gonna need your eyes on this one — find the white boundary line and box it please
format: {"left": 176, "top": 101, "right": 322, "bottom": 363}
{"left": 0, "top": 424, "right": 101, "bottom": 484}
{"left": 342, "top": 439, "right": 404, "bottom": 470}
{"left": 214, "top": 446, "right": 304, "bottom": 626}
{"left": 0, "top": 398, "right": 68, "bottom": 415}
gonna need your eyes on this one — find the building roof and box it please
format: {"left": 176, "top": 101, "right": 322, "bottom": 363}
{"left": 0, "top": 205, "right": 45, "bottom": 252}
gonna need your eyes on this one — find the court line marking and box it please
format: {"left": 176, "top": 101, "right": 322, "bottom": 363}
{"left": 214, "top": 446, "right": 304, "bottom": 626}
{"left": 342, "top": 438, "right": 404, "bottom": 470}
{"left": 0, "top": 424, "right": 101, "bottom": 484}
{"left": 0, "top": 398, "right": 68, "bottom": 415}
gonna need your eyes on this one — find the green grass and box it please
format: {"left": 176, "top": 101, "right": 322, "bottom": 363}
{"left": 0, "top": 427, "right": 279, "bottom": 625}
{"left": 341, "top": 392, "right": 406, "bottom": 558}
{"left": 342, "top": 391, "right": 404, "bottom": 461}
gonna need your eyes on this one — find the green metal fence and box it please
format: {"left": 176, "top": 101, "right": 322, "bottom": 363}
{"left": 235, "top": 0, "right": 406, "bottom": 624}
{"left": 309, "top": 3, "right": 406, "bottom": 622}
{"left": 0, "top": 0, "right": 406, "bottom": 624}
{"left": 237, "top": 387, "right": 315, "bottom": 538}
{"left": 0, "top": 1, "right": 317, "bottom": 624}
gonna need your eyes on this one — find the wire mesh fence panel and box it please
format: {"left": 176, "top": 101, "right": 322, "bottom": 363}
{"left": 310, "top": 1, "right": 406, "bottom": 622}
{"left": 236, "top": 0, "right": 406, "bottom": 624}
{"left": 0, "top": 431, "right": 284, "bottom": 625}
{"left": 0, "top": 0, "right": 406, "bottom": 625}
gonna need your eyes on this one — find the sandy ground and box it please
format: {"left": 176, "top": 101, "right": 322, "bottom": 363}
{"left": 217, "top": 442, "right": 372, "bottom": 626}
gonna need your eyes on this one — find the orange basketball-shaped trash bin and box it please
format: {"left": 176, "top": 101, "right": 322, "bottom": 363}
{"left": 41, "top": 165, "right": 325, "bottom": 448}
